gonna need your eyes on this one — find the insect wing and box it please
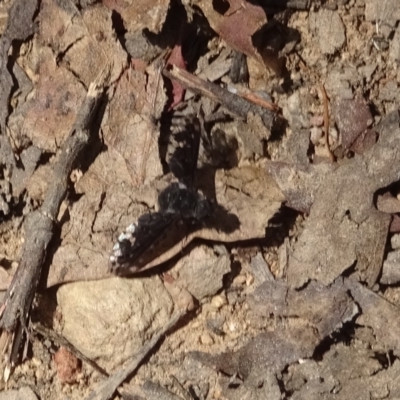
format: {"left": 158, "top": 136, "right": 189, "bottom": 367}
{"left": 110, "top": 212, "right": 177, "bottom": 275}
{"left": 167, "top": 118, "right": 201, "bottom": 187}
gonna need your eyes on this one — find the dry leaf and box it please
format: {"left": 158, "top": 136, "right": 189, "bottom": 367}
{"left": 103, "top": 0, "right": 170, "bottom": 34}
{"left": 196, "top": 0, "right": 266, "bottom": 61}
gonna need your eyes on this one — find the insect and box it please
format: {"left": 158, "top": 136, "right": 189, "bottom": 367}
{"left": 109, "top": 117, "right": 212, "bottom": 275}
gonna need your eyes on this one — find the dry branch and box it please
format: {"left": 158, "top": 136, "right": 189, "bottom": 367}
{"left": 0, "top": 66, "right": 111, "bottom": 381}
{"left": 163, "top": 66, "right": 280, "bottom": 129}
{"left": 86, "top": 311, "right": 184, "bottom": 400}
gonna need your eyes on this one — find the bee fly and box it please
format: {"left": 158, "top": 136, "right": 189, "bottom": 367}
{"left": 109, "top": 117, "right": 212, "bottom": 275}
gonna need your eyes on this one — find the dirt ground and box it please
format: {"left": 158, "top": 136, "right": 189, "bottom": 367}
{"left": 1, "top": 0, "right": 400, "bottom": 399}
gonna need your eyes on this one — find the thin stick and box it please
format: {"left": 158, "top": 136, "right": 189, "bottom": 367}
{"left": 319, "top": 84, "right": 335, "bottom": 162}
{"left": 0, "top": 65, "right": 111, "bottom": 381}
{"left": 163, "top": 66, "right": 278, "bottom": 130}
{"left": 32, "top": 323, "right": 109, "bottom": 377}
{"left": 86, "top": 311, "right": 184, "bottom": 400}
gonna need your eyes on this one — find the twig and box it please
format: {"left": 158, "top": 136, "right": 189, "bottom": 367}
{"left": 86, "top": 311, "right": 184, "bottom": 400}
{"left": 233, "top": 88, "right": 280, "bottom": 113}
{"left": 0, "top": 65, "right": 111, "bottom": 381}
{"left": 32, "top": 323, "right": 108, "bottom": 377}
{"left": 163, "top": 66, "right": 279, "bottom": 130}
{"left": 171, "top": 375, "right": 194, "bottom": 400}
{"left": 319, "top": 84, "right": 335, "bottom": 162}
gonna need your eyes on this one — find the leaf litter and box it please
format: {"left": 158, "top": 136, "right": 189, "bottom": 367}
{"left": 1, "top": 0, "right": 400, "bottom": 399}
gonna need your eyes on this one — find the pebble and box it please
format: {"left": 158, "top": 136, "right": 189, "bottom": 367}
{"left": 200, "top": 333, "right": 214, "bottom": 345}
{"left": 233, "top": 274, "right": 246, "bottom": 285}
{"left": 310, "top": 126, "right": 324, "bottom": 145}
{"left": 391, "top": 234, "right": 400, "bottom": 250}
{"left": 211, "top": 294, "right": 227, "bottom": 309}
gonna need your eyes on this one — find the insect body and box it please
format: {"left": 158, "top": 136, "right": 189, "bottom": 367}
{"left": 109, "top": 117, "right": 211, "bottom": 275}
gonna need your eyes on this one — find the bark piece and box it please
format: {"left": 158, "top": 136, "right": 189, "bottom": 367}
{"left": 287, "top": 345, "right": 384, "bottom": 400}
{"left": 248, "top": 278, "right": 357, "bottom": 338}
{"left": 267, "top": 161, "right": 335, "bottom": 213}
{"left": 345, "top": 278, "right": 400, "bottom": 354}
{"left": 0, "top": 0, "right": 39, "bottom": 166}
{"left": 190, "top": 324, "right": 319, "bottom": 383}
{"left": 284, "top": 111, "right": 400, "bottom": 288}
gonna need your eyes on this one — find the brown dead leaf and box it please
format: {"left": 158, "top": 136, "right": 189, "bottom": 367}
{"left": 40, "top": 0, "right": 85, "bottom": 53}
{"left": 40, "top": 1, "right": 127, "bottom": 86}
{"left": 8, "top": 46, "right": 87, "bottom": 152}
{"left": 129, "top": 166, "right": 284, "bottom": 272}
{"left": 166, "top": 45, "right": 187, "bottom": 109}
{"left": 103, "top": 0, "right": 170, "bottom": 34}
{"left": 345, "top": 278, "right": 400, "bottom": 355}
{"left": 196, "top": 0, "right": 266, "bottom": 62}
{"left": 103, "top": 68, "right": 164, "bottom": 186}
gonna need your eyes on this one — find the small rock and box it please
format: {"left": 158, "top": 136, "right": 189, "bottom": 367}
{"left": 365, "top": 0, "right": 400, "bottom": 23}
{"left": 246, "top": 274, "right": 254, "bottom": 286}
{"left": 310, "top": 127, "right": 323, "bottom": 145}
{"left": 53, "top": 347, "right": 80, "bottom": 384}
{"left": 211, "top": 294, "right": 227, "bottom": 309}
{"left": 309, "top": 9, "right": 346, "bottom": 55}
{"left": 200, "top": 333, "right": 214, "bottom": 345}
{"left": 172, "top": 245, "right": 231, "bottom": 300}
{"left": 381, "top": 250, "right": 400, "bottom": 285}
{"left": 226, "top": 289, "right": 242, "bottom": 305}
{"left": 206, "top": 316, "right": 226, "bottom": 336}
{"left": 390, "top": 24, "right": 400, "bottom": 62}
{"left": 0, "top": 387, "right": 38, "bottom": 400}
{"left": 233, "top": 274, "right": 247, "bottom": 286}
{"left": 391, "top": 234, "right": 400, "bottom": 250}
{"left": 283, "top": 91, "right": 309, "bottom": 131}
{"left": 57, "top": 276, "right": 174, "bottom": 370}
{"left": 379, "top": 81, "right": 398, "bottom": 102}
{"left": 333, "top": 96, "right": 373, "bottom": 149}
